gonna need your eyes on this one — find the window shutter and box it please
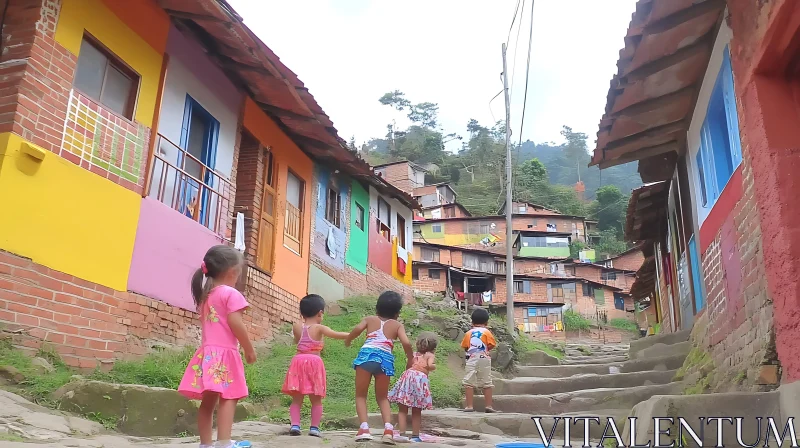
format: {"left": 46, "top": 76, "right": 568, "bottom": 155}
{"left": 523, "top": 281, "right": 532, "bottom": 294}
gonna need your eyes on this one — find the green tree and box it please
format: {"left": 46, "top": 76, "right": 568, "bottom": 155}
{"left": 592, "top": 185, "right": 628, "bottom": 238}
{"left": 519, "top": 158, "right": 547, "bottom": 184}
{"left": 596, "top": 229, "right": 628, "bottom": 257}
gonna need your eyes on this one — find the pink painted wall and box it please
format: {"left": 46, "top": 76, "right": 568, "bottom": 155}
{"left": 128, "top": 197, "right": 225, "bottom": 311}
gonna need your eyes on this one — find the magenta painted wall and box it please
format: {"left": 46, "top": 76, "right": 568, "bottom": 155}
{"left": 128, "top": 198, "right": 225, "bottom": 311}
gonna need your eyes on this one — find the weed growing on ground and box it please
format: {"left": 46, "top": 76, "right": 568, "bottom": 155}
{"left": 608, "top": 318, "right": 639, "bottom": 334}
{"left": 0, "top": 296, "right": 546, "bottom": 429}
{"left": 514, "top": 334, "right": 565, "bottom": 359}
{"left": 86, "top": 411, "right": 118, "bottom": 430}
{"left": 0, "top": 340, "right": 74, "bottom": 406}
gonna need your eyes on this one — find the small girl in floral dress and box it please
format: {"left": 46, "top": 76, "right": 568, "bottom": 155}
{"left": 388, "top": 332, "right": 438, "bottom": 443}
{"left": 178, "top": 245, "right": 256, "bottom": 448}
{"left": 281, "top": 294, "right": 349, "bottom": 437}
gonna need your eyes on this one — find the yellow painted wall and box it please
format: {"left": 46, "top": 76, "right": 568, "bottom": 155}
{"left": 54, "top": 0, "right": 167, "bottom": 127}
{"left": 0, "top": 133, "right": 141, "bottom": 290}
{"left": 391, "top": 238, "right": 413, "bottom": 285}
{"left": 443, "top": 233, "right": 484, "bottom": 246}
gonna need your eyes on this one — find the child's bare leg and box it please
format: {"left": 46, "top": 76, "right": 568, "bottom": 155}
{"left": 355, "top": 368, "right": 372, "bottom": 426}
{"left": 484, "top": 387, "right": 494, "bottom": 409}
{"left": 396, "top": 404, "right": 408, "bottom": 434}
{"left": 411, "top": 408, "right": 422, "bottom": 437}
{"left": 374, "top": 373, "right": 393, "bottom": 426}
{"left": 464, "top": 386, "right": 474, "bottom": 409}
{"left": 216, "top": 398, "right": 238, "bottom": 443}
{"left": 198, "top": 392, "right": 219, "bottom": 446}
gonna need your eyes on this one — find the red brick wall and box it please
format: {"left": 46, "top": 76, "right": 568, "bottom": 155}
{"left": 378, "top": 163, "right": 413, "bottom": 194}
{"left": 233, "top": 135, "right": 265, "bottom": 264}
{"left": 611, "top": 250, "right": 645, "bottom": 272}
{"left": 1, "top": 0, "right": 156, "bottom": 195}
{"left": 575, "top": 266, "right": 602, "bottom": 283}
{"left": 412, "top": 266, "right": 447, "bottom": 294}
{"left": 494, "top": 279, "right": 549, "bottom": 304}
{"left": 0, "top": 249, "right": 302, "bottom": 369}
{"left": 515, "top": 259, "right": 548, "bottom": 275}
{"left": 726, "top": 0, "right": 797, "bottom": 384}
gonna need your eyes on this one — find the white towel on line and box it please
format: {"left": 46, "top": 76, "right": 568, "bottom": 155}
{"left": 234, "top": 212, "right": 246, "bottom": 252}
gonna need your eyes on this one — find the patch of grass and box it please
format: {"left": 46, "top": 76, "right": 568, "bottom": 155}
{"left": 85, "top": 411, "right": 118, "bottom": 430}
{"left": 0, "top": 433, "right": 24, "bottom": 442}
{"left": 653, "top": 323, "right": 662, "bottom": 335}
{"left": 674, "top": 347, "right": 711, "bottom": 382}
{"left": 563, "top": 310, "right": 592, "bottom": 331}
{"left": 608, "top": 318, "right": 639, "bottom": 334}
{"left": 577, "top": 346, "right": 593, "bottom": 355}
{"left": 734, "top": 370, "right": 747, "bottom": 384}
{"left": 91, "top": 347, "right": 193, "bottom": 389}
{"left": 0, "top": 340, "right": 74, "bottom": 406}
{"left": 514, "top": 335, "right": 565, "bottom": 360}
{"left": 0, "top": 296, "right": 466, "bottom": 429}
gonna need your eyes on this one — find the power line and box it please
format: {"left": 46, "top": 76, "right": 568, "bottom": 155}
{"left": 505, "top": 0, "right": 522, "bottom": 48}
{"left": 509, "top": 0, "right": 525, "bottom": 96}
{"left": 517, "top": 0, "right": 535, "bottom": 147}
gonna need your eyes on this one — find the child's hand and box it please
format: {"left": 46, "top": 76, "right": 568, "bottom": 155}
{"left": 344, "top": 338, "right": 352, "bottom": 347}
{"left": 244, "top": 348, "right": 257, "bottom": 364}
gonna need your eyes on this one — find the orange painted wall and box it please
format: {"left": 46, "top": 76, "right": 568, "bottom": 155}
{"left": 100, "top": 0, "right": 170, "bottom": 54}
{"left": 242, "top": 98, "right": 312, "bottom": 300}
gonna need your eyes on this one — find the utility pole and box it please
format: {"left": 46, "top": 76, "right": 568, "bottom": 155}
{"left": 502, "top": 43, "right": 515, "bottom": 334}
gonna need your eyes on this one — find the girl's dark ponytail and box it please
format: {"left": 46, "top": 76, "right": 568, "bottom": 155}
{"left": 191, "top": 245, "right": 243, "bottom": 307}
{"left": 191, "top": 267, "right": 208, "bottom": 306}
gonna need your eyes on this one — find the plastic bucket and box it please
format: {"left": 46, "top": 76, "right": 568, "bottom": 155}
{"left": 495, "top": 444, "right": 552, "bottom": 448}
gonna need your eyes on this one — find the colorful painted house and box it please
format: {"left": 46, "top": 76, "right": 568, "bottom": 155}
{"left": 307, "top": 163, "right": 416, "bottom": 302}
{"left": 0, "top": 0, "right": 415, "bottom": 368}
{"left": 593, "top": 0, "right": 800, "bottom": 389}
{"left": 412, "top": 242, "right": 630, "bottom": 332}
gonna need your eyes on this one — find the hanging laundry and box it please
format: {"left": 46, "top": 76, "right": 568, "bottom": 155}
{"left": 397, "top": 256, "right": 406, "bottom": 274}
{"left": 482, "top": 291, "right": 492, "bottom": 303}
{"left": 234, "top": 212, "right": 246, "bottom": 253}
{"left": 326, "top": 226, "right": 337, "bottom": 259}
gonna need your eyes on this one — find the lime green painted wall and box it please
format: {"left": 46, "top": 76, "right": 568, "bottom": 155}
{"left": 345, "top": 179, "right": 369, "bottom": 273}
{"left": 518, "top": 246, "right": 570, "bottom": 258}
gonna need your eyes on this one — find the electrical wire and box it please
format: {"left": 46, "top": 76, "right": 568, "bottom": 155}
{"left": 509, "top": 0, "right": 525, "bottom": 96}
{"left": 517, "top": 0, "right": 535, "bottom": 148}
{"left": 505, "top": 0, "right": 522, "bottom": 48}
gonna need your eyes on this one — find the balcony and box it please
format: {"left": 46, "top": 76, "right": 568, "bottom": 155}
{"left": 146, "top": 134, "right": 233, "bottom": 235}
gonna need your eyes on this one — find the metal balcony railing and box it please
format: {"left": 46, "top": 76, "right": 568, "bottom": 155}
{"left": 146, "top": 134, "right": 232, "bottom": 235}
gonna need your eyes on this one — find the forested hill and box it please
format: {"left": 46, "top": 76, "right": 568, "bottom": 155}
{"left": 517, "top": 140, "right": 641, "bottom": 199}
{"left": 357, "top": 91, "right": 638, "bottom": 256}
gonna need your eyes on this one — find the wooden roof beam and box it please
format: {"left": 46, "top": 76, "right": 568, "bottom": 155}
{"left": 643, "top": 0, "right": 726, "bottom": 35}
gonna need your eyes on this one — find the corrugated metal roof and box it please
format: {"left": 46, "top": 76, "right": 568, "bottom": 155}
{"left": 155, "top": 0, "right": 419, "bottom": 209}
{"left": 590, "top": 0, "right": 726, "bottom": 183}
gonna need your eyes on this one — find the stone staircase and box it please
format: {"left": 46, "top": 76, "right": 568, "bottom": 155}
{"left": 358, "top": 330, "right": 695, "bottom": 445}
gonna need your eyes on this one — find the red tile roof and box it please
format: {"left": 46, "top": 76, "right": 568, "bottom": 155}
{"left": 590, "top": 0, "right": 726, "bottom": 182}
{"left": 156, "top": 0, "right": 419, "bottom": 209}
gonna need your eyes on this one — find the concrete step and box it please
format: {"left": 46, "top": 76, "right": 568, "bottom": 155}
{"left": 355, "top": 408, "right": 630, "bottom": 440}
{"left": 471, "top": 382, "right": 684, "bottom": 414}
{"left": 624, "top": 391, "right": 783, "bottom": 447}
{"left": 560, "top": 354, "right": 629, "bottom": 365}
{"left": 632, "top": 340, "right": 691, "bottom": 360}
{"left": 565, "top": 343, "right": 629, "bottom": 352}
{"left": 495, "top": 369, "right": 677, "bottom": 395}
{"left": 516, "top": 353, "right": 687, "bottom": 378}
{"left": 628, "top": 329, "right": 690, "bottom": 358}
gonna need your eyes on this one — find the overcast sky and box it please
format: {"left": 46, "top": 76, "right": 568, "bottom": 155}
{"left": 227, "top": 0, "right": 637, "bottom": 151}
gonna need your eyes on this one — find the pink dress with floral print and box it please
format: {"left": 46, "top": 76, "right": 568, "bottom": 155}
{"left": 178, "top": 285, "right": 249, "bottom": 400}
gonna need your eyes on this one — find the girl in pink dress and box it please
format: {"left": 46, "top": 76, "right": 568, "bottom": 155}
{"left": 281, "top": 294, "right": 349, "bottom": 438}
{"left": 388, "top": 332, "right": 438, "bottom": 443}
{"left": 178, "top": 245, "right": 256, "bottom": 448}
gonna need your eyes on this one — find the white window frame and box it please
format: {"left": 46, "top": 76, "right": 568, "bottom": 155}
{"left": 686, "top": 20, "right": 741, "bottom": 227}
